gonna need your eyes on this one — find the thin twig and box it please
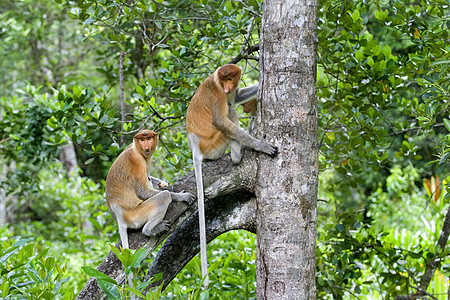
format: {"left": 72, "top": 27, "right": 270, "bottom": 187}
{"left": 386, "top": 123, "right": 444, "bottom": 137}
{"left": 229, "top": 44, "right": 260, "bottom": 64}
{"left": 0, "top": 137, "right": 13, "bottom": 144}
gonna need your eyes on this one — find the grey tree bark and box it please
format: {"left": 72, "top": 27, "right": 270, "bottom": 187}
{"left": 0, "top": 162, "right": 17, "bottom": 226}
{"left": 256, "top": 0, "right": 319, "bottom": 298}
{"left": 0, "top": 164, "right": 10, "bottom": 226}
{"left": 59, "top": 140, "right": 78, "bottom": 176}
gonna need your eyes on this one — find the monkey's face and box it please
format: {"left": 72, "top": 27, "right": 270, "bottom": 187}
{"left": 138, "top": 136, "right": 157, "bottom": 157}
{"left": 218, "top": 64, "right": 241, "bottom": 94}
{"left": 134, "top": 130, "right": 158, "bottom": 157}
{"left": 222, "top": 77, "right": 240, "bottom": 94}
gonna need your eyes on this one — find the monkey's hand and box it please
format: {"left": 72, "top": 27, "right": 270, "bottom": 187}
{"left": 158, "top": 181, "right": 169, "bottom": 188}
{"left": 257, "top": 140, "right": 278, "bottom": 158}
{"left": 158, "top": 181, "right": 173, "bottom": 191}
{"left": 171, "top": 191, "right": 195, "bottom": 205}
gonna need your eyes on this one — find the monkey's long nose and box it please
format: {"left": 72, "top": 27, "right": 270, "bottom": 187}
{"left": 224, "top": 84, "right": 232, "bottom": 93}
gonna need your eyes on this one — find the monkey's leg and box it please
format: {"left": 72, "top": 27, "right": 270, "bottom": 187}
{"left": 118, "top": 222, "right": 129, "bottom": 249}
{"left": 137, "top": 191, "right": 172, "bottom": 236}
{"left": 198, "top": 131, "right": 228, "bottom": 160}
{"left": 192, "top": 146, "right": 210, "bottom": 289}
{"left": 228, "top": 107, "right": 243, "bottom": 164}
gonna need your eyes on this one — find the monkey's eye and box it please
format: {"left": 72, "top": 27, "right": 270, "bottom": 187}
{"left": 140, "top": 138, "right": 145, "bottom": 142}
{"left": 147, "top": 137, "right": 152, "bottom": 140}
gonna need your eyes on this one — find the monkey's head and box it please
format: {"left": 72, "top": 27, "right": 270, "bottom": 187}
{"left": 218, "top": 64, "right": 241, "bottom": 94}
{"left": 134, "top": 130, "right": 158, "bottom": 158}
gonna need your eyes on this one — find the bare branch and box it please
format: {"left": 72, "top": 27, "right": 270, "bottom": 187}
{"left": 229, "top": 44, "right": 260, "bottom": 65}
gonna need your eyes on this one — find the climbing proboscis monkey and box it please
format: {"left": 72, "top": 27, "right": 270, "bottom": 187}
{"left": 186, "top": 64, "right": 277, "bottom": 288}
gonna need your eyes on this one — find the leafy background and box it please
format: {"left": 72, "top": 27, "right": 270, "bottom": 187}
{"left": 0, "top": 0, "right": 449, "bottom": 299}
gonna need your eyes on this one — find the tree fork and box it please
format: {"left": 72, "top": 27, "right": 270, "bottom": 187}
{"left": 144, "top": 194, "right": 257, "bottom": 292}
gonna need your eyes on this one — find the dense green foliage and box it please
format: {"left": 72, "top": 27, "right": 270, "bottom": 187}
{"left": 0, "top": 0, "right": 449, "bottom": 299}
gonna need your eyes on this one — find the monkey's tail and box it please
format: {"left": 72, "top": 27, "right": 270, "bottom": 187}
{"left": 193, "top": 151, "right": 209, "bottom": 289}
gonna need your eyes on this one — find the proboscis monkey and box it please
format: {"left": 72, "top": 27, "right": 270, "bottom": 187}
{"left": 105, "top": 129, "right": 194, "bottom": 294}
{"left": 186, "top": 64, "right": 278, "bottom": 288}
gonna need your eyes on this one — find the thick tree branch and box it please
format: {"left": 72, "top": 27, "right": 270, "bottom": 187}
{"left": 144, "top": 194, "right": 256, "bottom": 292}
{"left": 76, "top": 150, "right": 258, "bottom": 299}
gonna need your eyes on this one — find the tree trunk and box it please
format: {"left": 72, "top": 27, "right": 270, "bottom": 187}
{"left": 0, "top": 164, "right": 8, "bottom": 226}
{"left": 256, "top": 0, "right": 319, "bottom": 299}
{"left": 59, "top": 140, "right": 78, "bottom": 176}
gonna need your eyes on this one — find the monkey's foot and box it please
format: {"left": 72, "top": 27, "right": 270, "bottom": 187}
{"left": 149, "top": 220, "right": 171, "bottom": 236}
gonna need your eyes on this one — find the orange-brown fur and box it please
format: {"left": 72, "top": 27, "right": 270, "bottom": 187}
{"left": 186, "top": 64, "right": 242, "bottom": 157}
{"left": 242, "top": 97, "right": 257, "bottom": 115}
{"left": 105, "top": 130, "right": 158, "bottom": 215}
{"left": 105, "top": 130, "right": 193, "bottom": 296}
{"left": 104, "top": 129, "right": 163, "bottom": 297}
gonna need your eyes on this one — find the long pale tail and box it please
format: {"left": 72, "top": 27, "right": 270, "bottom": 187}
{"left": 193, "top": 150, "right": 209, "bottom": 289}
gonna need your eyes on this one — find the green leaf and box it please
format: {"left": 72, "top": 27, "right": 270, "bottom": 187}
{"left": 73, "top": 86, "right": 82, "bottom": 98}
{"left": 439, "top": 152, "right": 450, "bottom": 165}
{"left": 382, "top": 45, "right": 392, "bottom": 59}
{"left": 127, "top": 286, "right": 145, "bottom": 298}
{"left": 110, "top": 34, "right": 119, "bottom": 42}
{"left": 81, "top": 267, "right": 117, "bottom": 285}
{"left": 109, "top": 245, "right": 133, "bottom": 270}
{"left": 97, "top": 279, "right": 120, "bottom": 300}
{"left": 44, "top": 257, "right": 56, "bottom": 271}
{"left": 149, "top": 3, "right": 156, "bottom": 13}
{"left": 84, "top": 18, "right": 95, "bottom": 25}
{"left": 443, "top": 118, "right": 450, "bottom": 131}
{"left": 430, "top": 59, "right": 450, "bottom": 66}
{"left": 0, "top": 238, "right": 34, "bottom": 264}
{"left": 355, "top": 50, "right": 363, "bottom": 62}
{"left": 136, "top": 85, "right": 145, "bottom": 96}
{"left": 352, "top": 9, "right": 360, "bottom": 22}
{"left": 130, "top": 247, "right": 148, "bottom": 268}
{"left": 225, "top": 1, "right": 232, "bottom": 12}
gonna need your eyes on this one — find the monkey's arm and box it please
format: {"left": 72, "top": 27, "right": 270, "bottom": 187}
{"left": 234, "top": 84, "right": 258, "bottom": 105}
{"left": 212, "top": 100, "right": 276, "bottom": 156}
{"left": 147, "top": 176, "right": 194, "bottom": 204}
{"left": 135, "top": 180, "right": 161, "bottom": 200}
{"left": 149, "top": 176, "right": 172, "bottom": 190}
